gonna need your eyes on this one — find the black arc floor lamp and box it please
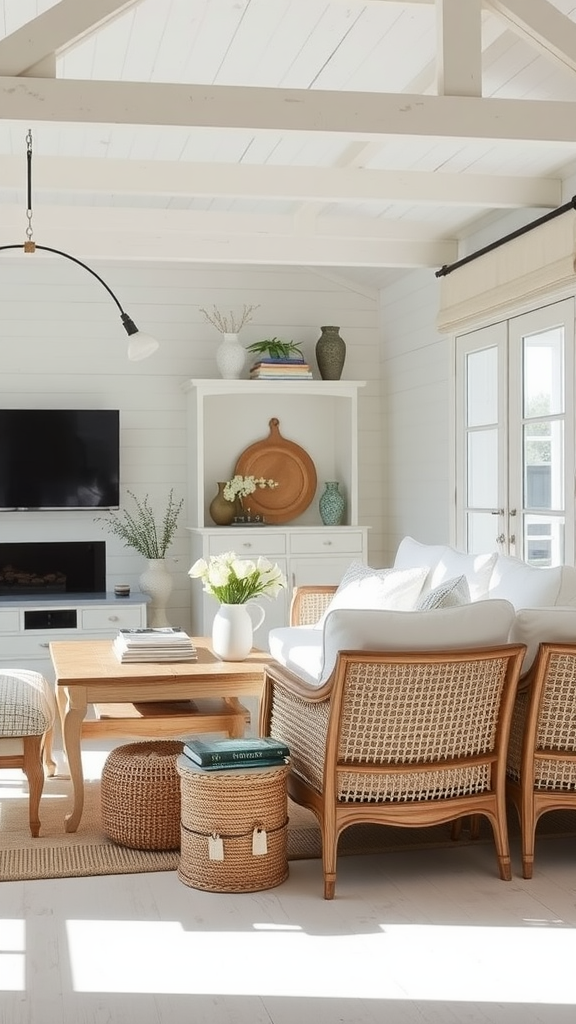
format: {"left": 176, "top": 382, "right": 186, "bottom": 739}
{"left": 0, "top": 130, "right": 159, "bottom": 361}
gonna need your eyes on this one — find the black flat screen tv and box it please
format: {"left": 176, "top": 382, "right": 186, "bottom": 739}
{"left": 0, "top": 409, "right": 120, "bottom": 510}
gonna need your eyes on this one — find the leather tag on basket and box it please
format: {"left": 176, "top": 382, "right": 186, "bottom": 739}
{"left": 252, "top": 827, "right": 268, "bottom": 856}
{"left": 208, "top": 833, "right": 224, "bottom": 860}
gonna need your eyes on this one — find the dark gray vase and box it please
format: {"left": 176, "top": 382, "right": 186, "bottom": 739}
{"left": 315, "top": 326, "right": 346, "bottom": 381}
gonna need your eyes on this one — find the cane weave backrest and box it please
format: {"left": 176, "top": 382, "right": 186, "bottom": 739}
{"left": 290, "top": 586, "right": 336, "bottom": 627}
{"left": 507, "top": 642, "right": 576, "bottom": 878}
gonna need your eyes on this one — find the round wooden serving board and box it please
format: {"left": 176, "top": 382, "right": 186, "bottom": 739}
{"left": 234, "top": 418, "right": 317, "bottom": 524}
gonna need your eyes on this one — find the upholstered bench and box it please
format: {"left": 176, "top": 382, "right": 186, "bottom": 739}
{"left": 0, "top": 669, "right": 56, "bottom": 837}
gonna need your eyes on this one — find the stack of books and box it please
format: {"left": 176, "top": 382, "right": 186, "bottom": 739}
{"left": 182, "top": 735, "right": 290, "bottom": 771}
{"left": 113, "top": 627, "right": 198, "bottom": 663}
{"left": 250, "top": 357, "right": 313, "bottom": 380}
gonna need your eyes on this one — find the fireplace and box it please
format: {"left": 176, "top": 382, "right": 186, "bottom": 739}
{"left": 0, "top": 541, "right": 106, "bottom": 595}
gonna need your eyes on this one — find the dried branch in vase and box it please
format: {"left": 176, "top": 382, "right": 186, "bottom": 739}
{"left": 199, "top": 304, "right": 260, "bottom": 334}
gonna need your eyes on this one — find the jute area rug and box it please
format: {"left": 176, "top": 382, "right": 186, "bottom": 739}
{"left": 2, "top": 771, "right": 575, "bottom": 883}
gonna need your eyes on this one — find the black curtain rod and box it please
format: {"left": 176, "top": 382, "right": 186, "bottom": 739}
{"left": 435, "top": 196, "right": 576, "bottom": 278}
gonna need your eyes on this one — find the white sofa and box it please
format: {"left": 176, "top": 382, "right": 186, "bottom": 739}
{"left": 268, "top": 536, "right": 576, "bottom": 685}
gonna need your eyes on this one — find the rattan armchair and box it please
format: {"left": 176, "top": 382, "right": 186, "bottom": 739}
{"left": 262, "top": 586, "right": 525, "bottom": 898}
{"left": 507, "top": 642, "right": 576, "bottom": 879}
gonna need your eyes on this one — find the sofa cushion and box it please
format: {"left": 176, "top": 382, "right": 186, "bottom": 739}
{"left": 269, "top": 599, "right": 517, "bottom": 687}
{"left": 488, "top": 556, "right": 562, "bottom": 609}
{"left": 394, "top": 536, "right": 496, "bottom": 601}
{"left": 509, "top": 607, "right": 576, "bottom": 673}
{"left": 417, "top": 575, "right": 470, "bottom": 611}
{"left": 316, "top": 562, "right": 428, "bottom": 625}
{"left": 268, "top": 627, "right": 323, "bottom": 687}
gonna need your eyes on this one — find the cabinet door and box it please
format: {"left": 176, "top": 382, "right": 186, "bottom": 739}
{"left": 290, "top": 556, "right": 354, "bottom": 589}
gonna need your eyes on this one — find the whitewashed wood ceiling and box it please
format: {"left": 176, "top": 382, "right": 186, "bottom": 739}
{"left": 2, "top": 0, "right": 576, "bottom": 289}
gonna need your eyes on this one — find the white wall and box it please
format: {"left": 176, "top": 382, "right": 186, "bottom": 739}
{"left": 379, "top": 268, "right": 450, "bottom": 562}
{"left": 0, "top": 257, "right": 381, "bottom": 629}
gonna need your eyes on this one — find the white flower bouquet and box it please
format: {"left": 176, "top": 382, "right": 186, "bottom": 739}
{"left": 223, "top": 475, "right": 278, "bottom": 502}
{"left": 189, "top": 551, "right": 286, "bottom": 605}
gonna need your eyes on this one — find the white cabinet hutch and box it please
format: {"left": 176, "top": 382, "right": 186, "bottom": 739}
{"left": 182, "top": 379, "right": 368, "bottom": 646}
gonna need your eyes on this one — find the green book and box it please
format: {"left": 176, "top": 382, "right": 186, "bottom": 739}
{"left": 183, "top": 736, "right": 290, "bottom": 768}
{"left": 183, "top": 755, "right": 289, "bottom": 772}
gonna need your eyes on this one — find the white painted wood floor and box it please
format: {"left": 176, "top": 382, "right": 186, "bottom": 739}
{"left": 2, "top": 743, "right": 576, "bottom": 1024}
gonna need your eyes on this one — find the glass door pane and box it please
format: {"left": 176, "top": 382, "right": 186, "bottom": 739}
{"left": 509, "top": 299, "right": 574, "bottom": 566}
{"left": 455, "top": 323, "right": 507, "bottom": 554}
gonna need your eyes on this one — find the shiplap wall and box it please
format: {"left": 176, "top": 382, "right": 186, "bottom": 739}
{"left": 0, "top": 257, "right": 382, "bottom": 632}
{"left": 379, "top": 268, "right": 451, "bottom": 563}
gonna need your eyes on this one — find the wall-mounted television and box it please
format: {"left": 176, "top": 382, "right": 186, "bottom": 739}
{"left": 0, "top": 409, "right": 120, "bottom": 510}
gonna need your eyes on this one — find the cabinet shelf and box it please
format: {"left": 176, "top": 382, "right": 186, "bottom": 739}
{"left": 182, "top": 378, "right": 366, "bottom": 529}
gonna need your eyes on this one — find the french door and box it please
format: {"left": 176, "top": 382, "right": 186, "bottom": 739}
{"left": 455, "top": 298, "right": 575, "bottom": 565}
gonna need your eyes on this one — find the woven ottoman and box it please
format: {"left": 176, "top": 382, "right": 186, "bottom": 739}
{"left": 177, "top": 756, "right": 289, "bottom": 893}
{"left": 101, "top": 740, "right": 183, "bottom": 850}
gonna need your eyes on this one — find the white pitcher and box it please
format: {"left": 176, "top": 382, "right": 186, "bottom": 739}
{"left": 211, "top": 602, "right": 266, "bottom": 661}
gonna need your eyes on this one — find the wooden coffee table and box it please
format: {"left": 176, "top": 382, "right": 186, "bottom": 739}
{"left": 49, "top": 637, "right": 271, "bottom": 832}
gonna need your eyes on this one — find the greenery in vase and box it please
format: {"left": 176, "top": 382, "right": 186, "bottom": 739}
{"left": 95, "top": 489, "right": 184, "bottom": 559}
{"left": 246, "top": 338, "right": 304, "bottom": 360}
{"left": 189, "top": 551, "right": 286, "bottom": 604}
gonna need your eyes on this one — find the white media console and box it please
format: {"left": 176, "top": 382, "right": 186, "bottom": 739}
{"left": 0, "top": 593, "right": 147, "bottom": 680}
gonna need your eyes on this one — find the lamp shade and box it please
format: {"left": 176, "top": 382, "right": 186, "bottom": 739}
{"left": 127, "top": 331, "right": 160, "bottom": 361}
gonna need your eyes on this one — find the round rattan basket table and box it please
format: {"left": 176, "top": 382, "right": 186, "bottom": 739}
{"left": 101, "top": 739, "right": 183, "bottom": 851}
{"left": 176, "top": 756, "right": 289, "bottom": 892}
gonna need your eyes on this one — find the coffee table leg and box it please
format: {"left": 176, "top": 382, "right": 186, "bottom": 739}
{"left": 61, "top": 687, "right": 88, "bottom": 833}
{"left": 225, "top": 697, "right": 247, "bottom": 738}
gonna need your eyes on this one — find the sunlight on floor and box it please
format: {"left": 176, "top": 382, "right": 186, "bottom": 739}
{"left": 0, "top": 921, "right": 25, "bottom": 991}
{"left": 66, "top": 920, "right": 576, "bottom": 1003}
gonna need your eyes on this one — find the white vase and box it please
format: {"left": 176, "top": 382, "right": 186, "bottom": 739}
{"left": 215, "top": 332, "right": 247, "bottom": 379}
{"left": 212, "top": 602, "right": 266, "bottom": 661}
{"left": 139, "top": 558, "right": 173, "bottom": 627}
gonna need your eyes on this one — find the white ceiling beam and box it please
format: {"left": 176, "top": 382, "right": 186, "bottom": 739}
{"left": 437, "top": 0, "right": 482, "bottom": 97}
{"left": 0, "top": 204, "right": 457, "bottom": 267}
{"left": 3, "top": 78, "right": 576, "bottom": 143}
{"left": 0, "top": 155, "right": 560, "bottom": 209}
{"left": 0, "top": 0, "right": 144, "bottom": 77}
{"left": 485, "top": 0, "right": 576, "bottom": 75}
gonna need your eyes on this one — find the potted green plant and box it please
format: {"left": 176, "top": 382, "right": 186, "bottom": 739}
{"left": 246, "top": 338, "right": 304, "bottom": 361}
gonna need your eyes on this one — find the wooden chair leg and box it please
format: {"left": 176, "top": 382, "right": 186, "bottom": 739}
{"left": 521, "top": 789, "right": 536, "bottom": 879}
{"left": 22, "top": 735, "right": 45, "bottom": 838}
{"left": 321, "top": 819, "right": 338, "bottom": 900}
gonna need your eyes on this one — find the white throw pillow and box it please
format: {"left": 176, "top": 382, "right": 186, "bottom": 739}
{"left": 394, "top": 536, "right": 448, "bottom": 573}
{"left": 489, "top": 556, "right": 562, "bottom": 610}
{"left": 316, "top": 562, "right": 428, "bottom": 626}
{"left": 417, "top": 575, "right": 470, "bottom": 611}
{"left": 394, "top": 536, "right": 497, "bottom": 602}
{"left": 430, "top": 547, "right": 497, "bottom": 602}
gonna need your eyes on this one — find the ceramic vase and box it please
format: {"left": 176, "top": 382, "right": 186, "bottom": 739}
{"left": 139, "top": 558, "right": 173, "bottom": 627}
{"left": 215, "top": 332, "right": 247, "bottom": 379}
{"left": 209, "top": 482, "right": 236, "bottom": 526}
{"left": 315, "top": 325, "right": 346, "bottom": 381}
{"left": 212, "top": 602, "right": 266, "bottom": 661}
{"left": 319, "top": 481, "right": 345, "bottom": 525}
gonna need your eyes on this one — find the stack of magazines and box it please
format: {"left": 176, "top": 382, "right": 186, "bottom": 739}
{"left": 113, "top": 627, "right": 198, "bottom": 663}
{"left": 182, "top": 736, "right": 290, "bottom": 771}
